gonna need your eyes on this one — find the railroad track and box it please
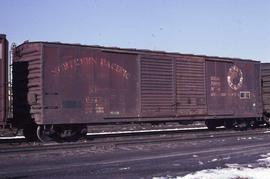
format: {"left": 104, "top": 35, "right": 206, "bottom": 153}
{"left": 0, "top": 126, "right": 209, "bottom": 144}
{"left": 0, "top": 126, "right": 269, "bottom": 154}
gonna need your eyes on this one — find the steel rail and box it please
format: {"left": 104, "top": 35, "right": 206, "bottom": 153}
{"left": 0, "top": 127, "right": 269, "bottom": 154}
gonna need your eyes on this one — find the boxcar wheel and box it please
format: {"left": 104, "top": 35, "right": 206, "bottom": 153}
{"left": 263, "top": 115, "right": 270, "bottom": 126}
{"left": 37, "top": 125, "right": 55, "bottom": 142}
{"left": 54, "top": 125, "right": 87, "bottom": 142}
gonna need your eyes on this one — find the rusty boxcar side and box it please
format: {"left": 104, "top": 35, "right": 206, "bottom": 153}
{"left": 13, "top": 43, "right": 139, "bottom": 126}
{"left": 12, "top": 42, "right": 262, "bottom": 128}
{"left": 205, "top": 58, "right": 261, "bottom": 118}
{"left": 0, "top": 34, "right": 8, "bottom": 126}
{"left": 139, "top": 54, "right": 261, "bottom": 120}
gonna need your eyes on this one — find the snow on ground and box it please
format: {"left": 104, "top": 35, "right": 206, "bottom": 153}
{"left": 177, "top": 167, "right": 270, "bottom": 179}
{"left": 154, "top": 153, "right": 270, "bottom": 179}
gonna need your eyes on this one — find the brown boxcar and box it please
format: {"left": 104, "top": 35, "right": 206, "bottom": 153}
{"left": 12, "top": 42, "right": 262, "bottom": 139}
{"left": 261, "top": 63, "right": 270, "bottom": 124}
{"left": 0, "top": 34, "right": 8, "bottom": 126}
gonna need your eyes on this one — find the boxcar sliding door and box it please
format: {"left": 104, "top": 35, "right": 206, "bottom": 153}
{"left": 175, "top": 57, "right": 207, "bottom": 117}
{"left": 140, "top": 56, "right": 175, "bottom": 117}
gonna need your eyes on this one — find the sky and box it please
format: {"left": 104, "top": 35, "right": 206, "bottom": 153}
{"left": 0, "top": 0, "right": 270, "bottom": 61}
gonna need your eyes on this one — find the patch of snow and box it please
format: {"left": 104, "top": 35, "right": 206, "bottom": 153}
{"left": 211, "top": 158, "right": 218, "bottom": 162}
{"left": 176, "top": 167, "right": 270, "bottom": 179}
{"left": 260, "top": 153, "right": 270, "bottom": 158}
{"left": 154, "top": 153, "right": 270, "bottom": 179}
{"left": 225, "top": 163, "right": 242, "bottom": 168}
{"left": 257, "top": 156, "right": 270, "bottom": 166}
{"left": 192, "top": 155, "right": 198, "bottom": 158}
{"left": 198, "top": 161, "right": 204, "bottom": 165}
{"left": 119, "top": 167, "right": 130, "bottom": 171}
{"left": 222, "top": 157, "right": 230, "bottom": 160}
{"left": 237, "top": 137, "right": 251, "bottom": 141}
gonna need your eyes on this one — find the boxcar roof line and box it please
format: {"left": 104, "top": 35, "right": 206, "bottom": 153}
{"left": 16, "top": 41, "right": 259, "bottom": 63}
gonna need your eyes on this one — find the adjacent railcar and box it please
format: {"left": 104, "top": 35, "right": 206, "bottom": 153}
{"left": 12, "top": 41, "right": 262, "bottom": 140}
{"left": 0, "top": 34, "right": 8, "bottom": 126}
{"left": 261, "top": 63, "right": 270, "bottom": 124}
